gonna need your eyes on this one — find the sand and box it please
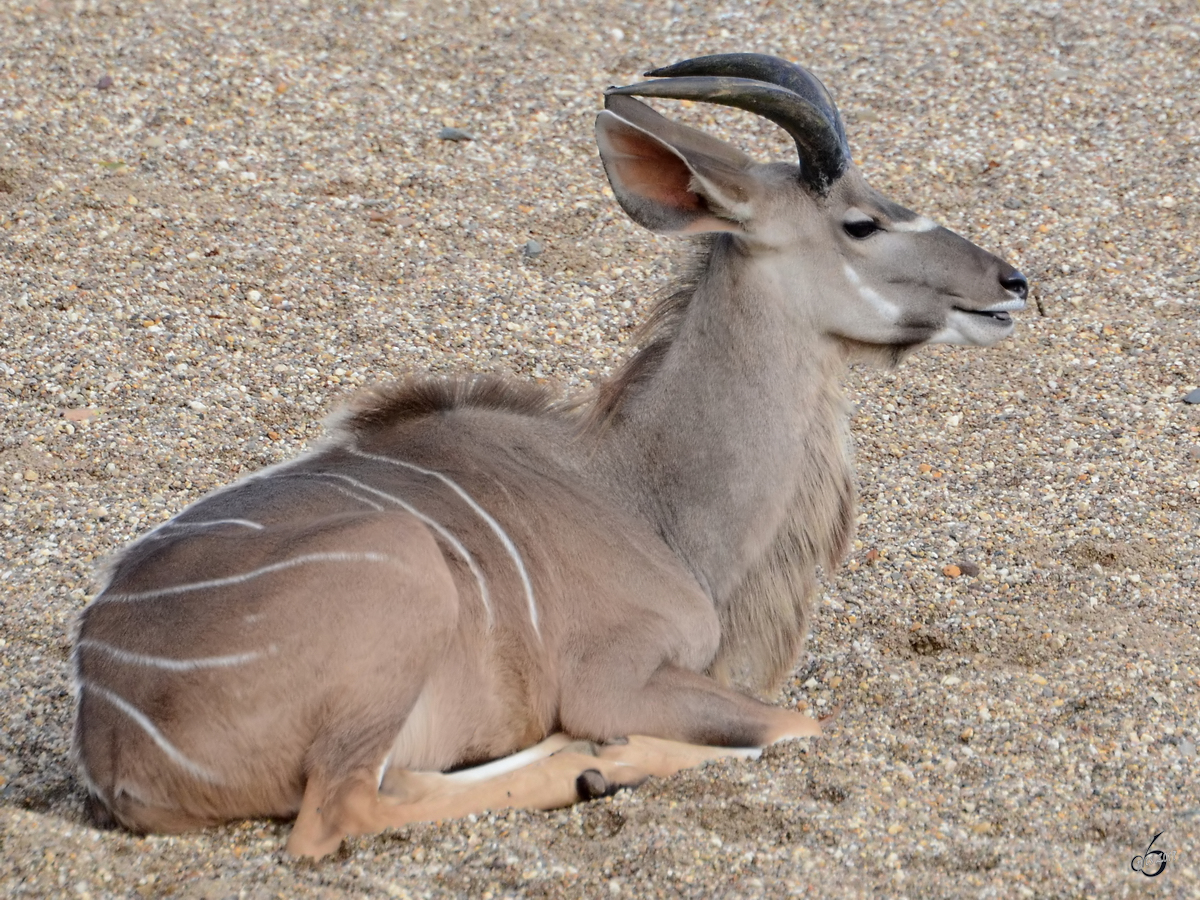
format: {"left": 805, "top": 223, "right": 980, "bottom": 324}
{"left": 1, "top": 0, "right": 1197, "bottom": 896}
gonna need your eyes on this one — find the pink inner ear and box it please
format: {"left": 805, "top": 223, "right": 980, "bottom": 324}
{"left": 608, "top": 129, "right": 703, "bottom": 213}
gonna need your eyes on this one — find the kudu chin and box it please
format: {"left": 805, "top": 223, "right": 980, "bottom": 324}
{"left": 72, "top": 53, "right": 1027, "bottom": 857}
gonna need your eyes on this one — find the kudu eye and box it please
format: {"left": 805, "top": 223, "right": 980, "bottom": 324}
{"left": 843, "top": 218, "right": 881, "bottom": 239}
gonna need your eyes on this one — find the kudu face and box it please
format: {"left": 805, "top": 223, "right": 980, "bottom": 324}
{"left": 820, "top": 170, "right": 1027, "bottom": 350}
{"left": 599, "top": 54, "right": 1027, "bottom": 356}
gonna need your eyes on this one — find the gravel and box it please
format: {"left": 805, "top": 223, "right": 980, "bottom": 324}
{"left": 437, "top": 127, "right": 476, "bottom": 142}
{"left": 2, "top": 1, "right": 1198, "bottom": 897}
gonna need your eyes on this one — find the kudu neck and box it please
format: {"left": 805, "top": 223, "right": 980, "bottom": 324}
{"left": 592, "top": 234, "right": 850, "bottom": 605}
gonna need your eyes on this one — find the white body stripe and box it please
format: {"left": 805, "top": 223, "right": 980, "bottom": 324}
{"left": 277, "top": 471, "right": 389, "bottom": 512}
{"left": 78, "top": 638, "right": 266, "bottom": 671}
{"left": 316, "top": 479, "right": 387, "bottom": 511}
{"left": 140, "top": 517, "right": 265, "bottom": 545}
{"left": 376, "top": 750, "right": 394, "bottom": 789}
{"left": 890, "top": 215, "right": 938, "bottom": 232}
{"left": 305, "top": 471, "right": 493, "bottom": 625}
{"left": 842, "top": 263, "right": 900, "bottom": 321}
{"left": 348, "top": 446, "right": 540, "bottom": 637}
{"left": 436, "top": 737, "right": 761, "bottom": 786}
{"left": 166, "top": 518, "right": 264, "bottom": 531}
{"left": 99, "top": 551, "right": 405, "bottom": 602}
{"left": 441, "top": 734, "right": 575, "bottom": 784}
{"left": 83, "top": 681, "right": 218, "bottom": 783}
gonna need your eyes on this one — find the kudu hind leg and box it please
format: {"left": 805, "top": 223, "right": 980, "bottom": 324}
{"left": 287, "top": 735, "right": 649, "bottom": 858}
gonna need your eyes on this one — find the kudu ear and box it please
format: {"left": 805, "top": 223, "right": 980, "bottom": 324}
{"left": 596, "top": 94, "right": 759, "bottom": 235}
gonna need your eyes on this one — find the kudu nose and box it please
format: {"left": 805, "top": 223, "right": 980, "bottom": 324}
{"left": 1000, "top": 270, "right": 1028, "bottom": 300}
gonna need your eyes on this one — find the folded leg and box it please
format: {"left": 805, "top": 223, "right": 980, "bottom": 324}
{"left": 561, "top": 663, "right": 822, "bottom": 748}
{"left": 287, "top": 734, "right": 647, "bottom": 858}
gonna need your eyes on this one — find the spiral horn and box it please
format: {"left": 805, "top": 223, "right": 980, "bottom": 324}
{"left": 606, "top": 53, "right": 851, "bottom": 195}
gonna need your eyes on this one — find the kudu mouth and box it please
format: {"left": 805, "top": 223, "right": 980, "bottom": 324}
{"left": 953, "top": 309, "right": 1010, "bottom": 325}
{"left": 936, "top": 299, "right": 1024, "bottom": 348}
{"left": 952, "top": 295, "right": 1026, "bottom": 325}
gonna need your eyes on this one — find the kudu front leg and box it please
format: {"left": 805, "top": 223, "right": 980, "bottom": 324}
{"left": 561, "top": 664, "right": 821, "bottom": 781}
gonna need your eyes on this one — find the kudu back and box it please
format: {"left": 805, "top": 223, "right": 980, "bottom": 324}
{"left": 73, "top": 54, "right": 1027, "bottom": 856}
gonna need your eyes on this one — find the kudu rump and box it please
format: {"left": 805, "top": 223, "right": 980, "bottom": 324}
{"left": 73, "top": 54, "right": 1027, "bottom": 856}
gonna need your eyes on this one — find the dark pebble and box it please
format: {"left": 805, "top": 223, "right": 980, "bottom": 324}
{"left": 957, "top": 561, "right": 981, "bottom": 577}
{"left": 97, "top": 74, "right": 114, "bottom": 90}
{"left": 1184, "top": 388, "right": 1200, "bottom": 404}
{"left": 437, "top": 127, "right": 474, "bottom": 142}
{"left": 1003, "top": 198, "right": 1023, "bottom": 210}
{"left": 523, "top": 239, "right": 544, "bottom": 258}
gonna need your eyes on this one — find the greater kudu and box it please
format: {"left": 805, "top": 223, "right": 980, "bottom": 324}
{"left": 72, "top": 53, "right": 1027, "bottom": 857}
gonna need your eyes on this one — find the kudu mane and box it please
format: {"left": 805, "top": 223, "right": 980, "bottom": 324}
{"left": 337, "top": 373, "right": 561, "bottom": 434}
{"left": 584, "top": 236, "right": 716, "bottom": 434}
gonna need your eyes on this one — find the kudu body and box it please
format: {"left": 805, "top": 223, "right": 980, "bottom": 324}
{"left": 72, "top": 54, "right": 1027, "bottom": 856}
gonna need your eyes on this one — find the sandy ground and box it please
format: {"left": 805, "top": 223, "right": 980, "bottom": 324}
{"left": 2, "top": 0, "right": 1198, "bottom": 897}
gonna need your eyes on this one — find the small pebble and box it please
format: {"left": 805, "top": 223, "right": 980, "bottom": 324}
{"left": 438, "top": 127, "right": 474, "bottom": 142}
{"left": 523, "top": 239, "right": 544, "bottom": 258}
{"left": 1183, "top": 388, "right": 1200, "bottom": 404}
{"left": 96, "top": 74, "right": 113, "bottom": 90}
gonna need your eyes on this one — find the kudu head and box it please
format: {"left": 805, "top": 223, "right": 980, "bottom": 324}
{"left": 596, "top": 53, "right": 1028, "bottom": 359}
